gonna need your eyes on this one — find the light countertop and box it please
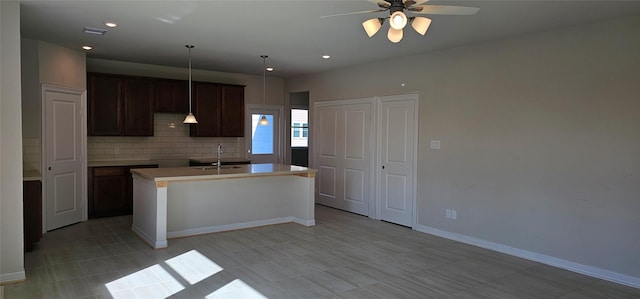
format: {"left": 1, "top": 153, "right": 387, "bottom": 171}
{"left": 131, "top": 163, "right": 316, "bottom": 182}
{"left": 189, "top": 157, "right": 251, "bottom": 164}
{"left": 88, "top": 160, "right": 159, "bottom": 167}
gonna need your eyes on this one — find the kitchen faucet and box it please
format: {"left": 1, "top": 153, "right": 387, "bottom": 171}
{"left": 214, "top": 144, "right": 222, "bottom": 169}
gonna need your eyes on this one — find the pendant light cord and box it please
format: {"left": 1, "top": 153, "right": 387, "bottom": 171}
{"left": 261, "top": 55, "right": 267, "bottom": 105}
{"left": 188, "top": 45, "right": 193, "bottom": 113}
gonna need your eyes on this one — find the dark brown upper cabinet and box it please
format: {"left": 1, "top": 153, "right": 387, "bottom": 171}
{"left": 88, "top": 73, "right": 154, "bottom": 136}
{"left": 154, "top": 78, "right": 189, "bottom": 113}
{"left": 88, "top": 74, "right": 122, "bottom": 136}
{"left": 190, "top": 82, "right": 244, "bottom": 137}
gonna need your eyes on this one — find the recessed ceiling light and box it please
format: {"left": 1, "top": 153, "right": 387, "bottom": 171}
{"left": 104, "top": 22, "right": 118, "bottom": 28}
{"left": 322, "top": 55, "right": 331, "bottom": 59}
{"left": 83, "top": 27, "right": 107, "bottom": 35}
{"left": 82, "top": 45, "right": 92, "bottom": 50}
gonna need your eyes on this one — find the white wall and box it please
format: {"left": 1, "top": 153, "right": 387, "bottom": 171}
{"left": 1, "top": 0, "right": 25, "bottom": 284}
{"left": 286, "top": 15, "right": 640, "bottom": 285}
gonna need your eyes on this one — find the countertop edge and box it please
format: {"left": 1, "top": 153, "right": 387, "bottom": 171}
{"left": 131, "top": 164, "right": 316, "bottom": 183}
{"left": 88, "top": 160, "right": 159, "bottom": 167}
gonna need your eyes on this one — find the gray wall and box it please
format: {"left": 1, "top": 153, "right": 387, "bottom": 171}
{"left": 286, "top": 15, "right": 640, "bottom": 283}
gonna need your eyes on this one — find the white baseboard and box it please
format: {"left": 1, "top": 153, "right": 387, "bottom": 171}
{"left": 132, "top": 225, "right": 167, "bottom": 249}
{"left": 413, "top": 224, "right": 640, "bottom": 289}
{"left": 167, "top": 217, "right": 298, "bottom": 239}
{"left": 293, "top": 217, "right": 315, "bottom": 226}
{"left": 0, "top": 271, "right": 25, "bottom": 285}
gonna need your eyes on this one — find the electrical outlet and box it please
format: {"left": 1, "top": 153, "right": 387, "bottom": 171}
{"left": 446, "top": 208, "right": 457, "bottom": 220}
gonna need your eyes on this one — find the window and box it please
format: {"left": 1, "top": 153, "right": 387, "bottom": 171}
{"left": 291, "top": 109, "right": 308, "bottom": 147}
{"left": 251, "top": 114, "right": 274, "bottom": 154}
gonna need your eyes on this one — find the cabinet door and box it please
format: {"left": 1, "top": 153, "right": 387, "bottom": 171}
{"left": 123, "top": 78, "right": 154, "bottom": 136}
{"left": 90, "top": 167, "right": 129, "bottom": 218}
{"left": 88, "top": 74, "right": 122, "bottom": 135}
{"left": 23, "top": 180, "right": 42, "bottom": 252}
{"left": 190, "top": 82, "right": 222, "bottom": 137}
{"left": 154, "top": 79, "right": 189, "bottom": 113}
{"left": 220, "top": 85, "right": 245, "bottom": 137}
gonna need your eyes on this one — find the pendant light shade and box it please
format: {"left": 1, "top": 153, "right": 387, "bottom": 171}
{"left": 183, "top": 113, "right": 197, "bottom": 123}
{"left": 258, "top": 115, "right": 269, "bottom": 125}
{"left": 183, "top": 45, "right": 198, "bottom": 124}
{"left": 259, "top": 55, "right": 269, "bottom": 126}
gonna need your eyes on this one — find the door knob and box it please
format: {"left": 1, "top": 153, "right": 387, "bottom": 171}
{"left": 48, "top": 166, "right": 52, "bottom": 170}
{"left": 382, "top": 165, "right": 385, "bottom": 169}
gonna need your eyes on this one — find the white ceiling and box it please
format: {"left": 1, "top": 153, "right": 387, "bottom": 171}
{"left": 19, "top": 0, "right": 640, "bottom": 78}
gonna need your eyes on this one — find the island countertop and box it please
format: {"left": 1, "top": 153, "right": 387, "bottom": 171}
{"left": 130, "top": 163, "right": 316, "bottom": 182}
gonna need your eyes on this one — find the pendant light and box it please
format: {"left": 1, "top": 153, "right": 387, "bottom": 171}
{"left": 183, "top": 45, "right": 198, "bottom": 124}
{"left": 258, "top": 55, "right": 269, "bottom": 126}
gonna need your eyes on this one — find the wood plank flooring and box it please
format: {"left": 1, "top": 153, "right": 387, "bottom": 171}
{"left": 3, "top": 204, "right": 639, "bottom": 298}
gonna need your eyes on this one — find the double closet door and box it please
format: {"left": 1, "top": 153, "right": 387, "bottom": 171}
{"left": 314, "top": 94, "right": 418, "bottom": 227}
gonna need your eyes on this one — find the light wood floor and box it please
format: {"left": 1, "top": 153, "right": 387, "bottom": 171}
{"left": 3, "top": 204, "right": 639, "bottom": 298}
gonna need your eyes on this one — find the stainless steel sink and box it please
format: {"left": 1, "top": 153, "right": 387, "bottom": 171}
{"left": 220, "top": 165, "right": 241, "bottom": 169}
{"left": 194, "top": 165, "right": 241, "bottom": 170}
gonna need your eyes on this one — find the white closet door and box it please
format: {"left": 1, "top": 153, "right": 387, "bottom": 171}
{"left": 378, "top": 94, "right": 418, "bottom": 227}
{"left": 44, "top": 87, "right": 84, "bottom": 230}
{"left": 314, "top": 100, "right": 374, "bottom": 216}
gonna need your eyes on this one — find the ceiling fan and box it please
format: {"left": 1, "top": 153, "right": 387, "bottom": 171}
{"left": 323, "top": 0, "right": 479, "bottom": 43}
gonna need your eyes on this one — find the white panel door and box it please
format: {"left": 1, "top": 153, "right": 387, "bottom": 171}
{"left": 315, "top": 100, "right": 373, "bottom": 216}
{"left": 45, "top": 88, "right": 84, "bottom": 230}
{"left": 378, "top": 95, "right": 418, "bottom": 227}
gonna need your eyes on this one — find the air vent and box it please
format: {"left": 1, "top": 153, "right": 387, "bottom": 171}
{"left": 83, "top": 27, "right": 107, "bottom": 35}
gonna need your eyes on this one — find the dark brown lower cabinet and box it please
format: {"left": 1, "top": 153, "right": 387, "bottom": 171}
{"left": 24, "top": 180, "right": 42, "bottom": 252}
{"left": 89, "top": 164, "right": 157, "bottom": 218}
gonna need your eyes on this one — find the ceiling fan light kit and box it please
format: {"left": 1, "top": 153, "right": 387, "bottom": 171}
{"left": 332, "top": 0, "right": 478, "bottom": 43}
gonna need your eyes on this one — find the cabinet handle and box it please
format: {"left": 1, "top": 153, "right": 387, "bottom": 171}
{"left": 48, "top": 166, "right": 52, "bottom": 171}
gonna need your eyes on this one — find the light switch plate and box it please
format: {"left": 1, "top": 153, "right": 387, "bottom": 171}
{"left": 430, "top": 140, "right": 441, "bottom": 150}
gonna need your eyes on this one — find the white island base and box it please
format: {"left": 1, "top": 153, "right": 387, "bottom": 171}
{"left": 131, "top": 164, "right": 316, "bottom": 249}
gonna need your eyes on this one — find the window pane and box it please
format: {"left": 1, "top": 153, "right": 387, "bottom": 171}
{"left": 252, "top": 114, "right": 273, "bottom": 154}
{"left": 291, "top": 109, "right": 308, "bottom": 147}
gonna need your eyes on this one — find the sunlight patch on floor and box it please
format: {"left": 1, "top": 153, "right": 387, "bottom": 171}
{"left": 106, "top": 250, "right": 265, "bottom": 298}
{"left": 106, "top": 264, "right": 184, "bottom": 298}
{"left": 166, "top": 250, "right": 223, "bottom": 285}
{"left": 206, "top": 279, "right": 268, "bottom": 299}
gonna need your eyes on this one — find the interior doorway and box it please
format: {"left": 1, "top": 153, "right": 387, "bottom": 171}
{"left": 289, "top": 91, "right": 309, "bottom": 167}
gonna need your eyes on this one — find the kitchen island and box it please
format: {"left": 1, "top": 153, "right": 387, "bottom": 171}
{"left": 130, "top": 164, "right": 317, "bottom": 249}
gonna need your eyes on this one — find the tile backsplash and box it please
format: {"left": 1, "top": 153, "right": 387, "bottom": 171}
{"left": 23, "top": 138, "right": 41, "bottom": 172}
{"left": 88, "top": 113, "right": 244, "bottom": 167}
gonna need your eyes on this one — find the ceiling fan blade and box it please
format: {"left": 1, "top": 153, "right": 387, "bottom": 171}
{"left": 405, "top": 0, "right": 431, "bottom": 6}
{"left": 320, "top": 9, "right": 388, "bottom": 18}
{"left": 368, "top": 0, "right": 391, "bottom": 9}
{"left": 411, "top": 5, "right": 479, "bottom": 15}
